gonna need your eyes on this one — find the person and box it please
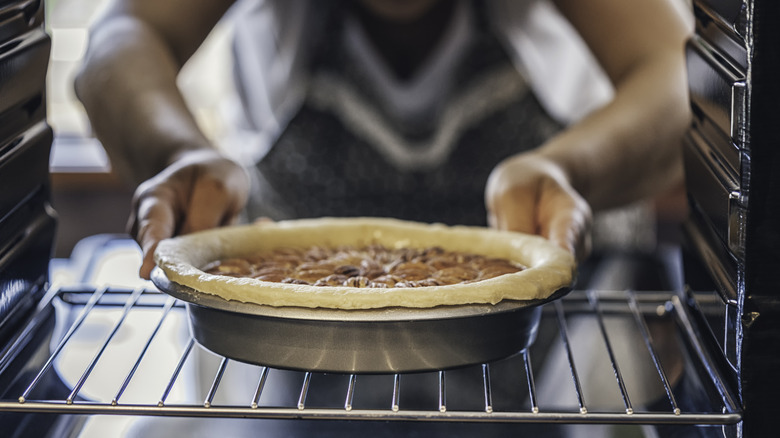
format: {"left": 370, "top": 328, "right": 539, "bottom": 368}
{"left": 75, "top": 0, "right": 692, "bottom": 280}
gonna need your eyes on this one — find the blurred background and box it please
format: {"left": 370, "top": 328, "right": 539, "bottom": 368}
{"left": 45, "top": 0, "right": 689, "bottom": 258}
{"left": 46, "top": 0, "right": 234, "bottom": 257}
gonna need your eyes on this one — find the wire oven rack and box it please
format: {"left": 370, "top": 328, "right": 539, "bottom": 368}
{"left": 0, "top": 285, "right": 741, "bottom": 427}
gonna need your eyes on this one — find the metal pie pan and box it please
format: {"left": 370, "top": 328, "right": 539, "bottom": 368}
{"left": 152, "top": 267, "right": 570, "bottom": 374}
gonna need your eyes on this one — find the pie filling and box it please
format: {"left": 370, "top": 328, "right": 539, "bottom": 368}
{"left": 203, "top": 245, "right": 525, "bottom": 288}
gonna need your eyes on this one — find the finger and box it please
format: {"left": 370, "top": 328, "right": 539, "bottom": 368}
{"left": 220, "top": 186, "right": 249, "bottom": 226}
{"left": 549, "top": 216, "right": 592, "bottom": 262}
{"left": 221, "top": 202, "right": 248, "bottom": 227}
{"left": 139, "top": 242, "right": 160, "bottom": 281}
{"left": 180, "top": 177, "right": 235, "bottom": 234}
{"left": 134, "top": 195, "right": 177, "bottom": 279}
{"left": 545, "top": 209, "right": 581, "bottom": 256}
{"left": 494, "top": 186, "right": 539, "bottom": 235}
{"left": 485, "top": 160, "right": 541, "bottom": 234}
{"left": 540, "top": 193, "right": 592, "bottom": 261}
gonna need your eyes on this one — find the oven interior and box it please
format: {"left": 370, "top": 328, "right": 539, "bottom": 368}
{"left": 2, "top": 0, "right": 779, "bottom": 437}
{"left": 0, "top": 239, "right": 743, "bottom": 438}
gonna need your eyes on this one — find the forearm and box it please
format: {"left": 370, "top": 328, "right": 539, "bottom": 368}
{"left": 75, "top": 16, "right": 213, "bottom": 185}
{"left": 536, "top": 50, "right": 689, "bottom": 211}
{"left": 535, "top": 0, "right": 693, "bottom": 212}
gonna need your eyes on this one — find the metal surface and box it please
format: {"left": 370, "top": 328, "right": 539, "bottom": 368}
{"left": 683, "top": 128, "right": 745, "bottom": 261}
{"left": 687, "top": 34, "right": 746, "bottom": 144}
{"left": 0, "top": 27, "right": 49, "bottom": 117}
{"left": 693, "top": 0, "right": 748, "bottom": 39}
{"left": 0, "top": 286, "right": 742, "bottom": 426}
{"left": 151, "top": 267, "right": 568, "bottom": 373}
{"left": 0, "top": 0, "right": 51, "bottom": 351}
{"left": 0, "top": 199, "right": 55, "bottom": 342}
{"left": 0, "top": 122, "right": 51, "bottom": 222}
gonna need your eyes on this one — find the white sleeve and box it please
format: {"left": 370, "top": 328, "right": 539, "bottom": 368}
{"left": 230, "top": 0, "right": 312, "bottom": 161}
{"left": 488, "top": 0, "right": 614, "bottom": 125}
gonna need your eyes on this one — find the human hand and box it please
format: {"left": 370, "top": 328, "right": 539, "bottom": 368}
{"left": 127, "top": 149, "right": 250, "bottom": 279}
{"left": 485, "top": 153, "right": 592, "bottom": 261}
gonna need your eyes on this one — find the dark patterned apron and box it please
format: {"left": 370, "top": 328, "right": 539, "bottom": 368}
{"left": 246, "top": 2, "right": 562, "bottom": 227}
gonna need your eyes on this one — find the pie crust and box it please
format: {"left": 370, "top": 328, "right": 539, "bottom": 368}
{"left": 154, "top": 217, "right": 575, "bottom": 309}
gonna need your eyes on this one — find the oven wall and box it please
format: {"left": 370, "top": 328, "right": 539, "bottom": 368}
{"left": 683, "top": 0, "right": 780, "bottom": 436}
{"left": 0, "top": 0, "right": 56, "bottom": 342}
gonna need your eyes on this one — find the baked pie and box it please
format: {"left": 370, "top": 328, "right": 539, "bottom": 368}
{"left": 154, "top": 217, "right": 575, "bottom": 309}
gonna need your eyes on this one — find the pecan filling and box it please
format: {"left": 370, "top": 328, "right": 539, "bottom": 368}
{"left": 203, "top": 245, "right": 525, "bottom": 288}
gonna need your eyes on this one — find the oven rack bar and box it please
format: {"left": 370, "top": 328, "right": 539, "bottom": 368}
{"left": 0, "top": 402, "right": 743, "bottom": 424}
{"left": 0, "top": 286, "right": 742, "bottom": 425}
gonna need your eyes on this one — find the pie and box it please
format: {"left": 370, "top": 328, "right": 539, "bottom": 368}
{"left": 202, "top": 244, "right": 526, "bottom": 287}
{"left": 154, "top": 217, "right": 575, "bottom": 309}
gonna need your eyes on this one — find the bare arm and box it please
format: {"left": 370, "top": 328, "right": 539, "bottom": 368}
{"left": 75, "top": 0, "right": 248, "bottom": 279}
{"left": 486, "top": 0, "right": 692, "bottom": 258}
{"left": 75, "top": 0, "right": 236, "bottom": 184}
{"left": 544, "top": 0, "right": 692, "bottom": 209}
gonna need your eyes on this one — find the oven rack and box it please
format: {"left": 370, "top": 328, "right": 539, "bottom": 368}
{"left": 0, "top": 285, "right": 741, "bottom": 426}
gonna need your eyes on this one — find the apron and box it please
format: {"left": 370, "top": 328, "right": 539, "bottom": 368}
{"left": 246, "top": 1, "right": 563, "bottom": 227}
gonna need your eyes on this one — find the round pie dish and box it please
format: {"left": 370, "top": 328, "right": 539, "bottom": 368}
{"left": 151, "top": 217, "right": 575, "bottom": 373}
{"left": 153, "top": 217, "right": 575, "bottom": 310}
